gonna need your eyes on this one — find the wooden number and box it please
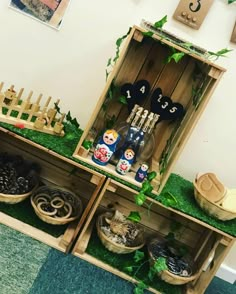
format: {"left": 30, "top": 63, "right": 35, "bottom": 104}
{"left": 142, "top": 110, "right": 148, "bottom": 118}
{"left": 189, "top": 0, "right": 201, "bottom": 13}
{"left": 126, "top": 90, "right": 131, "bottom": 99}
{"left": 136, "top": 107, "right": 143, "bottom": 116}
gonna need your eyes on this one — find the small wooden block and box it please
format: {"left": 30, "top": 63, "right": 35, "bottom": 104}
{"left": 90, "top": 175, "right": 101, "bottom": 185}
{"left": 173, "top": 0, "right": 214, "bottom": 30}
{"left": 133, "top": 30, "right": 144, "bottom": 42}
{"left": 107, "top": 182, "right": 118, "bottom": 193}
{"left": 230, "top": 22, "right": 236, "bottom": 43}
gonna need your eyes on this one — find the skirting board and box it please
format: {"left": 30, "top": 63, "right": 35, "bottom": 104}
{"left": 216, "top": 263, "right": 236, "bottom": 284}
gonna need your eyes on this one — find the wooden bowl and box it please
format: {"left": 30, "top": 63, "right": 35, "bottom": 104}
{"left": 96, "top": 212, "right": 145, "bottom": 254}
{"left": 193, "top": 180, "right": 236, "bottom": 221}
{"left": 148, "top": 238, "right": 199, "bottom": 285}
{"left": 31, "top": 186, "right": 83, "bottom": 225}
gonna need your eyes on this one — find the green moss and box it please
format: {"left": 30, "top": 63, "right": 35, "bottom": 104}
{"left": 0, "top": 198, "right": 66, "bottom": 237}
{"left": 86, "top": 228, "right": 182, "bottom": 294}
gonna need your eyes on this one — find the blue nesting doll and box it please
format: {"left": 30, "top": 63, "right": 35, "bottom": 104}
{"left": 135, "top": 163, "right": 149, "bottom": 182}
{"left": 116, "top": 148, "right": 135, "bottom": 175}
{"left": 92, "top": 129, "right": 120, "bottom": 166}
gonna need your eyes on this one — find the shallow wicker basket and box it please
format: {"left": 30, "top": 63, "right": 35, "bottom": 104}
{"left": 96, "top": 212, "right": 145, "bottom": 254}
{"left": 0, "top": 188, "right": 36, "bottom": 204}
{"left": 193, "top": 180, "right": 236, "bottom": 221}
{"left": 31, "top": 186, "right": 83, "bottom": 225}
{"left": 148, "top": 238, "right": 199, "bottom": 286}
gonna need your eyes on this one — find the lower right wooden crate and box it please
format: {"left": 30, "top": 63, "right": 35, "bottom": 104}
{"left": 72, "top": 177, "right": 236, "bottom": 294}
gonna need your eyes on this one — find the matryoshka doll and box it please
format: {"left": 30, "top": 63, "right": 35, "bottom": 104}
{"left": 135, "top": 162, "right": 149, "bottom": 182}
{"left": 116, "top": 148, "right": 135, "bottom": 175}
{"left": 92, "top": 129, "right": 120, "bottom": 166}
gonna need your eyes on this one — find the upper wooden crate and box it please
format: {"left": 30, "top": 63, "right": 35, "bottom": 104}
{"left": 73, "top": 25, "right": 226, "bottom": 194}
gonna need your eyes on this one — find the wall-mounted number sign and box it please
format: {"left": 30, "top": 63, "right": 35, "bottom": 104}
{"left": 173, "top": 0, "right": 214, "bottom": 30}
{"left": 230, "top": 22, "right": 236, "bottom": 43}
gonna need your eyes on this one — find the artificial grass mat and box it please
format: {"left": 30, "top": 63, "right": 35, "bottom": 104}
{"left": 0, "top": 122, "right": 236, "bottom": 237}
{"left": 0, "top": 197, "right": 66, "bottom": 237}
{"left": 86, "top": 227, "right": 182, "bottom": 294}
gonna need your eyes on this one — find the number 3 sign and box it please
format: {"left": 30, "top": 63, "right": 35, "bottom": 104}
{"left": 173, "top": 0, "right": 214, "bottom": 30}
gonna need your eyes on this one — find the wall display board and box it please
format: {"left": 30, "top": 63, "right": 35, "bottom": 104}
{"left": 9, "top": 0, "right": 71, "bottom": 29}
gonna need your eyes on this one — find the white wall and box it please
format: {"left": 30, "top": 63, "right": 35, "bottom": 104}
{"left": 0, "top": 0, "right": 235, "bottom": 277}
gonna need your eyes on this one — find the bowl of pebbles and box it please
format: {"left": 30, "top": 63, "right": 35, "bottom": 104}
{"left": 148, "top": 237, "right": 199, "bottom": 285}
{"left": 0, "top": 153, "right": 39, "bottom": 204}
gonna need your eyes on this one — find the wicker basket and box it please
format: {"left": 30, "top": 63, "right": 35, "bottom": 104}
{"left": 31, "top": 186, "right": 83, "bottom": 225}
{"left": 193, "top": 180, "right": 236, "bottom": 221}
{"left": 96, "top": 212, "right": 145, "bottom": 254}
{"left": 148, "top": 238, "right": 199, "bottom": 285}
{"left": 0, "top": 187, "right": 36, "bottom": 204}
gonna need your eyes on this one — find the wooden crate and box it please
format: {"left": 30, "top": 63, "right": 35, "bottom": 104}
{"left": 72, "top": 179, "right": 235, "bottom": 294}
{"left": 73, "top": 25, "right": 226, "bottom": 194}
{"left": 0, "top": 128, "right": 105, "bottom": 252}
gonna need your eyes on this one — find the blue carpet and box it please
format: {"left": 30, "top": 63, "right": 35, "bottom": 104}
{"left": 29, "top": 248, "right": 136, "bottom": 294}
{"left": 0, "top": 224, "right": 235, "bottom": 294}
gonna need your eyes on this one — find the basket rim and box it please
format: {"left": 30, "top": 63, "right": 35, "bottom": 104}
{"left": 30, "top": 187, "right": 83, "bottom": 223}
{"left": 193, "top": 180, "right": 236, "bottom": 215}
{"left": 96, "top": 212, "right": 145, "bottom": 250}
{"left": 0, "top": 182, "right": 39, "bottom": 199}
{"left": 147, "top": 238, "right": 200, "bottom": 281}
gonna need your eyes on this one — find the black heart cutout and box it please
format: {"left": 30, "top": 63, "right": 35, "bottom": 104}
{"left": 164, "top": 102, "right": 184, "bottom": 121}
{"left": 120, "top": 80, "right": 150, "bottom": 113}
{"left": 151, "top": 87, "right": 184, "bottom": 121}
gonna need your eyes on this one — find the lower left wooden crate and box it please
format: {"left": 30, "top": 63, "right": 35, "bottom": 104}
{"left": 0, "top": 128, "right": 105, "bottom": 252}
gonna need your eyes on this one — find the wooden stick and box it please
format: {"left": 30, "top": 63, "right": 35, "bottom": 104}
{"left": 27, "top": 94, "right": 43, "bottom": 122}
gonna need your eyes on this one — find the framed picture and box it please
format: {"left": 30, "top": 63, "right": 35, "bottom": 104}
{"left": 9, "top": 0, "right": 71, "bottom": 30}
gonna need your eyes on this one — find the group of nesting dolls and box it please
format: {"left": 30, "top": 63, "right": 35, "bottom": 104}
{"left": 92, "top": 129, "right": 148, "bottom": 183}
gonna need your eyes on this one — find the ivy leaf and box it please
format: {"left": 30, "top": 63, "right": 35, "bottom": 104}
{"left": 135, "top": 192, "right": 146, "bottom": 206}
{"left": 124, "top": 266, "right": 133, "bottom": 273}
{"left": 134, "top": 250, "right": 145, "bottom": 263}
{"left": 107, "top": 57, "right": 112, "bottom": 67}
{"left": 228, "top": 0, "right": 236, "bottom": 4}
{"left": 119, "top": 95, "right": 128, "bottom": 105}
{"left": 167, "top": 52, "right": 185, "bottom": 63}
{"left": 147, "top": 171, "right": 157, "bottom": 181}
{"left": 82, "top": 140, "right": 93, "bottom": 150}
{"left": 134, "top": 281, "right": 148, "bottom": 294}
{"left": 105, "top": 69, "right": 110, "bottom": 81}
{"left": 153, "top": 257, "right": 168, "bottom": 273}
{"left": 154, "top": 15, "right": 167, "bottom": 29}
{"left": 142, "top": 31, "right": 154, "bottom": 37}
{"left": 66, "top": 111, "right": 72, "bottom": 122}
{"left": 127, "top": 211, "right": 141, "bottom": 223}
{"left": 71, "top": 118, "right": 80, "bottom": 129}
{"left": 105, "top": 114, "right": 116, "bottom": 129}
{"left": 161, "top": 192, "right": 178, "bottom": 207}
{"left": 208, "top": 48, "right": 233, "bottom": 59}
{"left": 141, "top": 180, "right": 153, "bottom": 193}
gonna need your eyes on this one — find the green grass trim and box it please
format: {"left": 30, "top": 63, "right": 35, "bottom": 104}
{"left": 86, "top": 227, "right": 182, "bottom": 294}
